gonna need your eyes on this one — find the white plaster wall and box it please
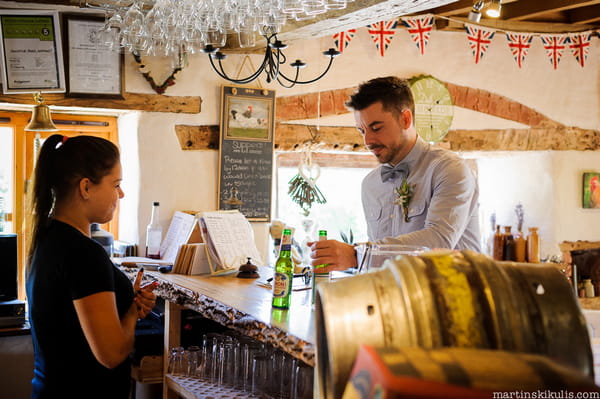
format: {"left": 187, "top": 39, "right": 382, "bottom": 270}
{"left": 475, "top": 152, "right": 556, "bottom": 257}
{"left": 122, "top": 27, "right": 600, "bottom": 262}
{"left": 553, "top": 151, "right": 600, "bottom": 244}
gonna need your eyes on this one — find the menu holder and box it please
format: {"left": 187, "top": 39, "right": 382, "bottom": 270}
{"left": 198, "top": 210, "right": 264, "bottom": 275}
{"left": 165, "top": 210, "right": 262, "bottom": 276}
{"left": 172, "top": 243, "right": 210, "bottom": 275}
{"left": 159, "top": 210, "right": 202, "bottom": 264}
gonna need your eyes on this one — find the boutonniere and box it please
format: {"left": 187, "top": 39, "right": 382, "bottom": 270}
{"left": 394, "top": 178, "right": 414, "bottom": 222}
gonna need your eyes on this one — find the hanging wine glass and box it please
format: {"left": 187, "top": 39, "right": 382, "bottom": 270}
{"left": 122, "top": 0, "right": 145, "bottom": 34}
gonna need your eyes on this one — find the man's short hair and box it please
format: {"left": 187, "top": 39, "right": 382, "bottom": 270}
{"left": 345, "top": 76, "right": 415, "bottom": 119}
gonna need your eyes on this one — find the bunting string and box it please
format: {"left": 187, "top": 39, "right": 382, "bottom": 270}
{"left": 367, "top": 20, "right": 399, "bottom": 57}
{"left": 333, "top": 29, "right": 356, "bottom": 53}
{"left": 330, "top": 14, "right": 598, "bottom": 68}
{"left": 506, "top": 33, "right": 533, "bottom": 68}
{"left": 401, "top": 14, "right": 434, "bottom": 55}
{"left": 569, "top": 32, "right": 592, "bottom": 67}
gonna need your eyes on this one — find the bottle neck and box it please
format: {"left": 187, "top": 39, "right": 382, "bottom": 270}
{"left": 150, "top": 205, "right": 159, "bottom": 225}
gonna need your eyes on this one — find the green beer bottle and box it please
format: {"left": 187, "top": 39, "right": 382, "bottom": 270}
{"left": 272, "top": 228, "right": 293, "bottom": 309}
{"left": 312, "top": 230, "right": 329, "bottom": 306}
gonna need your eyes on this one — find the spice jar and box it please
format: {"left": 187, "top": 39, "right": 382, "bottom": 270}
{"left": 584, "top": 279, "right": 595, "bottom": 298}
{"left": 503, "top": 226, "right": 516, "bottom": 261}
{"left": 527, "top": 227, "right": 540, "bottom": 263}
{"left": 514, "top": 230, "right": 527, "bottom": 262}
{"left": 493, "top": 225, "right": 504, "bottom": 261}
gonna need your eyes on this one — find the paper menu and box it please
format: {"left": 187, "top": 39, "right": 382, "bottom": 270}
{"left": 199, "top": 210, "right": 263, "bottom": 271}
{"left": 159, "top": 211, "right": 198, "bottom": 263}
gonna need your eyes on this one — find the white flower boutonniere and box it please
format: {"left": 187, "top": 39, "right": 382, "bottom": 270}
{"left": 394, "top": 178, "right": 414, "bottom": 222}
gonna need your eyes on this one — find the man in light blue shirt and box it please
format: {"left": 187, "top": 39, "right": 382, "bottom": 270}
{"left": 310, "top": 76, "right": 480, "bottom": 271}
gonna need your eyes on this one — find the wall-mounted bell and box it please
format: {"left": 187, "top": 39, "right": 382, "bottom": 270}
{"left": 25, "top": 92, "right": 58, "bottom": 132}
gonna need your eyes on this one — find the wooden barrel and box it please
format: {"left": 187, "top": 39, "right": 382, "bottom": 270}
{"left": 315, "top": 250, "right": 594, "bottom": 399}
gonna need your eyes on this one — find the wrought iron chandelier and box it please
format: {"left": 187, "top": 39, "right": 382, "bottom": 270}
{"left": 90, "top": 0, "right": 347, "bottom": 87}
{"left": 201, "top": 31, "right": 340, "bottom": 88}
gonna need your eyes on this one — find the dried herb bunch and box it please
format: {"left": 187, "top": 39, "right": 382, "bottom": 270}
{"left": 515, "top": 203, "right": 525, "bottom": 232}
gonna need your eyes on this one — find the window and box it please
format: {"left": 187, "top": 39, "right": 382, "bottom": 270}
{"left": 0, "top": 126, "right": 14, "bottom": 233}
{"left": 274, "top": 151, "right": 377, "bottom": 263}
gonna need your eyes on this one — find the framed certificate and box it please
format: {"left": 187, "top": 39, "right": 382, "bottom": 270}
{"left": 0, "top": 10, "right": 66, "bottom": 94}
{"left": 63, "top": 14, "right": 123, "bottom": 98}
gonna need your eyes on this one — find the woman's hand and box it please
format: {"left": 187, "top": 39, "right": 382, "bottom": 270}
{"left": 134, "top": 282, "right": 158, "bottom": 319}
{"left": 132, "top": 268, "right": 158, "bottom": 319}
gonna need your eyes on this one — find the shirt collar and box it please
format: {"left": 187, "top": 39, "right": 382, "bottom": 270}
{"left": 383, "top": 136, "right": 428, "bottom": 170}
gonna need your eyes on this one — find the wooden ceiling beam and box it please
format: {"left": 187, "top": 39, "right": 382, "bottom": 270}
{"left": 501, "top": 0, "right": 600, "bottom": 21}
{"left": 566, "top": 4, "right": 600, "bottom": 24}
{"left": 174, "top": 123, "right": 600, "bottom": 152}
{"left": 430, "top": 0, "right": 473, "bottom": 16}
{"left": 277, "top": 0, "right": 455, "bottom": 43}
{"left": 442, "top": 16, "right": 598, "bottom": 33}
{"left": 0, "top": 91, "right": 201, "bottom": 113}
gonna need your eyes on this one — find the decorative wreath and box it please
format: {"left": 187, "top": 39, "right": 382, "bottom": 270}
{"left": 132, "top": 52, "right": 182, "bottom": 95}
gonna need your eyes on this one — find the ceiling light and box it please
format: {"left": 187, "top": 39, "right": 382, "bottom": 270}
{"left": 468, "top": 0, "right": 484, "bottom": 23}
{"left": 485, "top": 0, "right": 502, "bottom": 18}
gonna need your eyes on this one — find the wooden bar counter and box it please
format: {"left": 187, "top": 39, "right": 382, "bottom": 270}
{"left": 128, "top": 267, "right": 316, "bottom": 365}
{"left": 121, "top": 266, "right": 317, "bottom": 398}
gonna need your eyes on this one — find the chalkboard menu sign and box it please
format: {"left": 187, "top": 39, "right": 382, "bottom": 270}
{"left": 218, "top": 85, "right": 275, "bottom": 221}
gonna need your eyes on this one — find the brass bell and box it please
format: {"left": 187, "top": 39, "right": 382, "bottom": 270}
{"left": 25, "top": 92, "right": 58, "bottom": 132}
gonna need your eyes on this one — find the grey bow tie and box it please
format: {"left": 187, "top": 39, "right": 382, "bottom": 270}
{"left": 381, "top": 163, "right": 408, "bottom": 182}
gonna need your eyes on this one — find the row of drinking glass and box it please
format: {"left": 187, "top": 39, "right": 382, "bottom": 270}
{"left": 168, "top": 332, "right": 313, "bottom": 398}
{"left": 90, "top": 0, "right": 352, "bottom": 56}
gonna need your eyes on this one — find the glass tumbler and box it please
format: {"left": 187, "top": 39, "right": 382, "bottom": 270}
{"left": 366, "top": 244, "right": 430, "bottom": 272}
{"left": 201, "top": 333, "right": 223, "bottom": 382}
{"left": 240, "top": 339, "right": 262, "bottom": 392}
{"left": 168, "top": 346, "right": 185, "bottom": 375}
{"left": 217, "top": 340, "right": 237, "bottom": 387}
{"left": 186, "top": 345, "right": 201, "bottom": 377}
{"left": 291, "top": 362, "right": 313, "bottom": 399}
{"left": 251, "top": 353, "right": 272, "bottom": 396}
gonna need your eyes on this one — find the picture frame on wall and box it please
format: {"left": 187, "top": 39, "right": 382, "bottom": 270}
{"left": 218, "top": 86, "right": 276, "bottom": 222}
{"left": 0, "top": 10, "right": 66, "bottom": 94}
{"left": 583, "top": 172, "right": 600, "bottom": 209}
{"left": 63, "top": 14, "right": 124, "bottom": 99}
{"left": 223, "top": 87, "right": 273, "bottom": 141}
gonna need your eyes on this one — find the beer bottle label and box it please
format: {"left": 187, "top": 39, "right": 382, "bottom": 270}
{"left": 280, "top": 232, "right": 292, "bottom": 251}
{"left": 273, "top": 272, "right": 291, "bottom": 298}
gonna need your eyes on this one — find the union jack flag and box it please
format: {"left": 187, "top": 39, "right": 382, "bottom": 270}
{"left": 569, "top": 32, "right": 592, "bottom": 67}
{"left": 332, "top": 29, "right": 356, "bottom": 53}
{"left": 401, "top": 14, "right": 434, "bottom": 55}
{"left": 505, "top": 33, "right": 532, "bottom": 68}
{"left": 540, "top": 34, "right": 570, "bottom": 69}
{"left": 465, "top": 24, "right": 495, "bottom": 64}
{"left": 367, "top": 20, "right": 398, "bottom": 57}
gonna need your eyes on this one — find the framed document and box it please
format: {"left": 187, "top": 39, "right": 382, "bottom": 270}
{"left": 0, "top": 10, "right": 66, "bottom": 94}
{"left": 63, "top": 14, "right": 123, "bottom": 98}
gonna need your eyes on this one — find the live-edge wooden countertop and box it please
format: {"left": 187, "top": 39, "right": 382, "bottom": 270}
{"left": 124, "top": 266, "right": 316, "bottom": 367}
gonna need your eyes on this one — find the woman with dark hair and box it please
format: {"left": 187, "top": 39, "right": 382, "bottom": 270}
{"left": 26, "top": 134, "right": 156, "bottom": 398}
